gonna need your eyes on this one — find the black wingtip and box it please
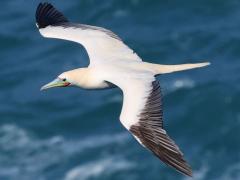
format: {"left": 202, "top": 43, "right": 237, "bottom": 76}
{"left": 35, "top": 2, "right": 68, "bottom": 29}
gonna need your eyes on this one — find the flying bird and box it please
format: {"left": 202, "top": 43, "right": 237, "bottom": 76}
{"left": 36, "top": 2, "right": 210, "bottom": 176}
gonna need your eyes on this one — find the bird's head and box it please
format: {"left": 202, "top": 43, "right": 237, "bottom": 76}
{"left": 40, "top": 68, "right": 95, "bottom": 90}
{"left": 41, "top": 68, "right": 88, "bottom": 90}
{"left": 40, "top": 72, "right": 73, "bottom": 91}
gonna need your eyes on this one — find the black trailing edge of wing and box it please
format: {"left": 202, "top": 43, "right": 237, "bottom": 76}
{"left": 36, "top": 2, "right": 69, "bottom": 29}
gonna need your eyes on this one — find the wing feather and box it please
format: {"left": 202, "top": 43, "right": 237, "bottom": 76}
{"left": 35, "top": 3, "right": 142, "bottom": 65}
{"left": 119, "top": 80, "right": 192, "bottom": 176}
{"left": 36, "top": 3, "right": 192, "bottom": 176}
{"left": 36, "top": 3, "right": 68, "bottom": 29}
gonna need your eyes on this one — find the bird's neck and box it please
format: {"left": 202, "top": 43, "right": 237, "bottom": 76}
{"left": 67, "top": 68, "right": 112, "bottom": 89}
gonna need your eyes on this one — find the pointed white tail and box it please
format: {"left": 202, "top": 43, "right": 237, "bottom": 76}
{"left": 142, "top": 62, "right": 210, "bottom": 75}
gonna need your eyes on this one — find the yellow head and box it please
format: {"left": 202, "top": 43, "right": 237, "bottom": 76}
{"left": 40, "top": 68, "right": 87, "bottom": 90}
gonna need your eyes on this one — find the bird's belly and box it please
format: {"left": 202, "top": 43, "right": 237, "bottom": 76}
{"left": 81, "top": 72, "right": 115, "bottom": 89}
{"left": 84, "top": 80, "right": 115, "bottom": 89}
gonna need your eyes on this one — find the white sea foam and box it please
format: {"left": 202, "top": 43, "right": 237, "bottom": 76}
{"left": 173, "top": 79, "right": 195, "bottom": 89}
{"left": 219, "top": 162, "right": 240, "bottom": 180}
{"left": 183, "top": 162, "right": 240, "bottom": 180}
{"left": 0, "top": 124, "right": 130, "bottom": 180}
{"left": 183, "top": 165, "right": 208, "bottom": 180}
{"left": 163, "top": 78, "right": 195, "bottom": 94}
{"left": 62, "top": 132, "right": 129, "bottom": 155}
{"left": 64, "top": 157, "right": 134, "bottom": 180}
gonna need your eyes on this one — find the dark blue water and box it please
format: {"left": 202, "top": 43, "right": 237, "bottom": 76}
{"left": 0, "top": 0, "right": 240, "bottom": 179}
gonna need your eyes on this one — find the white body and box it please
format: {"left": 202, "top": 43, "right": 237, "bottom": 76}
{"left": 36, "top": 3, "right": 210, "bottom": 176}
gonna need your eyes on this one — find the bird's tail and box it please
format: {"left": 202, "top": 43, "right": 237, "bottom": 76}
{"left": 141, "top": 61, "right": 210, "bottom": 75}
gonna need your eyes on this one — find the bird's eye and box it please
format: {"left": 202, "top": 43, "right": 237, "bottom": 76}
{"left": 62, "top": 78, "right": 66, "bottom": 81}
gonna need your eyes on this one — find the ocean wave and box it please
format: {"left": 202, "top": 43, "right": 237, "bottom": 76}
{"left": 0, "top": 124, "right": 130, "bottom": 180}
{"left": 64, "top": 157, "right": 135, "bottom": 180}
{"left": 162, "top": 78, "right": 195, "bottom": 94}
{"left": 183, "top": 165, "right": 208, "bottom": 180}
{"left": 219, "top": 162, "right": 240, "bottom": 180}
{"left": 183, "top": 162, "right": 240, "bottom": 180}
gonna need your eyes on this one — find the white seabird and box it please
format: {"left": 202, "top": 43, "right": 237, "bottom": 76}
{"left": 36, "top": 3, "right": 210, "bottom": 176}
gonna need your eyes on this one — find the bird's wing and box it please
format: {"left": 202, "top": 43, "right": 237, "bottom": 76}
{"left": 35, "top": 3, "right": 142, "bottom": 66}
{"left": 111, "top": 76, "right": 192, "bottom": 176}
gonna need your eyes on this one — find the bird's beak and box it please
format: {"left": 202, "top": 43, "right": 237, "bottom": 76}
{"left": 41, "top": 78, "right": 70, "bottom": 91}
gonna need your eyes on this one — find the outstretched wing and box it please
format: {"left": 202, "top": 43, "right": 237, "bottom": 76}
{"left": 35, "top": 3, "right": 142, "bottom": 66}
{"left": 114, "top": 76, "right": 192, "bottom": 176}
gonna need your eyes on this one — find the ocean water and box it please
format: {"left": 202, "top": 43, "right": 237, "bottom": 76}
{"left": 0, "top": 0, "right": 240, "bottom": 179}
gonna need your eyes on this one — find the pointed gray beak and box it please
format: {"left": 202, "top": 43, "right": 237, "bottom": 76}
{"left": 41, "top": 78, "right": 70, "bottom": 91}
